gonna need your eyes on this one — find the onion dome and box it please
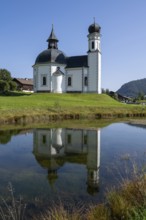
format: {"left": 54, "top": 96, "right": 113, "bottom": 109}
{"left": 88, "top": 22, "right": 101, "bottom": 34}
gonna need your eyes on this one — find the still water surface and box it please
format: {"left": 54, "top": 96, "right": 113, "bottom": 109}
{"left": 0, "top": 122, "right": 146, "bottom": 208}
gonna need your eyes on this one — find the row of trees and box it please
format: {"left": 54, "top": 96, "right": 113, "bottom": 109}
{"left": 0, "top": 69, "right": 17, "bottom": 93}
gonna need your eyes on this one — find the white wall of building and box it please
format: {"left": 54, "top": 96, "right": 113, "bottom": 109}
{"left": 33, "top": 65, "right": 51, "bottom": 92}
{"left": 65, "top": 67, "right": 89, "bottom": 93}
{"left": 51, "top": 65, "right": 66, "bottom": 93}
{"left": 88, "top": 52, "right": 98, "bottom": 92}
{"left": 66, "top": 68, "right": 83, "bottom": 92}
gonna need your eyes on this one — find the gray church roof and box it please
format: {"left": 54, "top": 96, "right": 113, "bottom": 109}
{"left": 47, "top": 26, "right": 58, "bottom": 43}
{"left": 35, "top": 49, "right": 66, "bottom": 65}
{"left": 35, "top": 51, "right": 88, "bottom": 68}
{"left": 88, "top": 22, "right": 101, "bottom": 34}
{"left": 66, "top": 55, "right": 88, "bottom": 68}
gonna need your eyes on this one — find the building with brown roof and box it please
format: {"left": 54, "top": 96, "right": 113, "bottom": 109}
{"left": 13, "top": 78, "right": 33, "bottom": 91}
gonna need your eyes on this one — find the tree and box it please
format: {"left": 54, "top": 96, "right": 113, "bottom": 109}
{"left": 137, "top": 92, "right": 144, "bottom": 100}
{"left": 0, "top": 80, "right": 10, "bottom": 92}
{"left": 102, "top": 88, "right": 105, "bottom": 93}
{"left": 9, "top": 81, "right": 17, "bottom": 91}
{"left": 0, "top": 69, "right": 12, "bottom": 81}
{"left": 102, "top": 88, "right": 110, "bottom": 94}
{"left": 105, "top": 89, "right": 110, "bottom": 95}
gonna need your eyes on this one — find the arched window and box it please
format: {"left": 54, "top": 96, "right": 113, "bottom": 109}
{"left": 42, "top": 76, "right": 47, "bottom": 86}
{"left": 67, "top": 134, "right": 72, "bottom": 144}
{"left": 42, "top": 135, "right": 47, "bottom": 144}
{"left": 92, "top": 41, "right": 95, "bottom": 49}
{"left": 84, "top": 76, "right": 88, "bottom": 86}
{"left": 68, "top": 77, "right": 72, "bottom": 86}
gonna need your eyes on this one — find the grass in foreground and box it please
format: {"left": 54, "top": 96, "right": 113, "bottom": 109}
{"left": 1, "top": 168, "right": 146, "bottom": 220}
{"left": 0, "top": 183, "right": 26, "bottom": 220}
{"left": 34, "top": 169, "right": 146, "bottom": 220}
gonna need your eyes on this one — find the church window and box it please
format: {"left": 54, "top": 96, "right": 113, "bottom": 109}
{"left": 92, "top": 41, "right": 95, "bottom": 49}
{"left": 84, "top": 135, "right": 88, "bottom": 144}
{"left": 68, "top": 77, "right": 72, "bottom": 86}
{"left": 67, "top": 134, "right": 72, "bottom": 144}
{"left": 84, "top": 76, "right": 88, "bottom": 86}
{"left": 42, "top": 135, "right": 47, "bottom": 144}
{"left": 90, "top": 171, "right": 94, "bottom": 179}
{"left": 42, "top": 76, "right": 47, "bottom": 86}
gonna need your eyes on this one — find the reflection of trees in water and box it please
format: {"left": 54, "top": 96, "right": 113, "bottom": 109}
{"left": 0, "top": 131, "right": 12, "bottom": 144}
{"left": 0, "top": 130, "right": 18, "bottom": 144}
{"left": 0, "top": 129, "right": 31, "bottom": 144}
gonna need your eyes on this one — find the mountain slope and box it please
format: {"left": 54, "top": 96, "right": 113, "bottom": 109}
{"left": 117, "top": 78, "right": 146, "bottom": 97}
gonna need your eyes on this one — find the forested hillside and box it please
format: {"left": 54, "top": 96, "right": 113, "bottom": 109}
{"left": 117, "top": 78, "right": 146, "bottom": 97}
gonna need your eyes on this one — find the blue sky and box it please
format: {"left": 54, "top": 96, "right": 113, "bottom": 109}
{"left": 0, "top": 0, "right": 146, "bottom": 91}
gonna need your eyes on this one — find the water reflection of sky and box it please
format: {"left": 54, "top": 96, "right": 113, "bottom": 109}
{"left": 0, "top": 123, "right": 145, "bottom": 207}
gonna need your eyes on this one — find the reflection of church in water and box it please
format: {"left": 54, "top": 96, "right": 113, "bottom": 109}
{"left": 33, "top": 128, "right": 100, "bottom": 194}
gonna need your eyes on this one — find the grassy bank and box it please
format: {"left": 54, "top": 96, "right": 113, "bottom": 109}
{"left": 0, "top": 93, "right": 146, "bottom": 125}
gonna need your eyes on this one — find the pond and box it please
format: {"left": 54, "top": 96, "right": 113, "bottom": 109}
{"left": 0, "top": 121, "right": 146, "bottom": 210}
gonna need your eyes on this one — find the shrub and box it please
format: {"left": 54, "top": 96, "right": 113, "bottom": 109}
{"left": 9, "top": 81, "right": 17, "bottom": 91}
{"left": 0, "top": 80, "right": 10, "bottom": 92}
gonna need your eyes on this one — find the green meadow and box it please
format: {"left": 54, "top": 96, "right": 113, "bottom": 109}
{"left": 0, "top": 93, "right": 146, "bottom": 124}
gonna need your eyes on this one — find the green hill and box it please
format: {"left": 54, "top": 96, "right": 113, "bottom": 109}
{"left": 0, "top": 93, "right": 146, "bottom": 125}
{"left": 117, "top": 78, "right": 146, "bottom": 97}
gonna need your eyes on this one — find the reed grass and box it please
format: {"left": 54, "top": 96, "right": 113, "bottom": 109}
{"left": 1, "top": 165, "right": 146, "bottom": 220}
{"left": 33, "top": 165, "right": 146, "bottom": 220}
{"left": 33, "top": 204, "right": 84, "bottom": 220}
{"left": 0, "top": 183, "right": 26, "bottom": 220}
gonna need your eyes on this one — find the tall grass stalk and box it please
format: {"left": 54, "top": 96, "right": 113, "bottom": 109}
{"left": 33, "top": 203, "right": 84, "bottom": 220}
{"left": 1, "top": 166, "right": 146, "bottom": 220}
{"left": 0, "top": 183, "right": 26, "bottom": 220}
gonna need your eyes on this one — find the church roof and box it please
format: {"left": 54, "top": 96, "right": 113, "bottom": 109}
{"left": 47, "top": 25, "right": 58, "bottom": 43}
{"left": 66, "top": 55, "right": 88, "bottom": 68}
{"left": 88, "top": 22, "right": 101, "bottom": 34}
{"left": 35, "top": 49, "right": 66, "bottom": 65}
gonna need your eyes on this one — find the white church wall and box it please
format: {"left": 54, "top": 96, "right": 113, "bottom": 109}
{"left": 83, "top": 68, "right": 88, "bottom": 92}
{"left": 97, "top": 52, "right": 101, "bottom": 94}
{"left": 33, "top": 67, "right": 37, "bottom": 92}
{"left": 88, "top": 52, "right": 98, "bottom": 92}
{"left": 52, "top": 74, "right": 64, "bottom": 93}
{"left": 51, "top": 65, "right": 66, "bottom": 93}
{"left": 50, "top": 66, "right": 56, "bottom": 75}
{"left": 36, "top": 65, "right": 51, "bottom": 92}
{"left": 66, "top": 68, "right": 82, "bottom": 92}
{"left": 88, "top": 38, "right": 98, "bottom": 52}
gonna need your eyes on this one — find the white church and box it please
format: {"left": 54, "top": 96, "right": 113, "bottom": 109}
{"left": 33, "top": 22, "right": 101, "bottom": 93}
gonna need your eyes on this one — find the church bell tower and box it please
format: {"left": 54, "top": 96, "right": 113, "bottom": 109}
{"left": 87, "top": 20, "right": 101, "bottom": 93}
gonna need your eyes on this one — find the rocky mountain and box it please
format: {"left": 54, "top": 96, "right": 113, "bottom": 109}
{"left": 117, "top": 78, "right": 146, "bottom": 97}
